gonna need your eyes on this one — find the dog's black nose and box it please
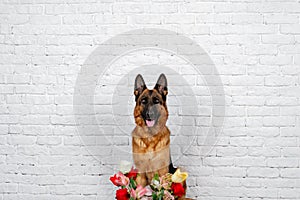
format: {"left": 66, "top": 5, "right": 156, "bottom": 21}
{"left": 146, "top": 110, "right": 154, "bottom": 119}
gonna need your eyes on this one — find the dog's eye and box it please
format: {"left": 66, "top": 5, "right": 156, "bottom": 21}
{"left": 153, "top": 98, "right": 160, "bottom": 104}
{"left": 141, "top": 99, "right": 147, "bottom": 104}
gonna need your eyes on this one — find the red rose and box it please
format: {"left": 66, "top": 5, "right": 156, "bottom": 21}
{"left": 110, "top": 175, "right": 118, "bottom": 186}
{"left": 110, "top": 172, "right": 129, "bottom": 187}
{"left": 125, "top": 167, "right": 138, "bottom": 180}
{"left": 171, "top": 183, "right": 185, "bottom": 197}
{"left": 116, "top": 188, "right": 129, "bottom": 200}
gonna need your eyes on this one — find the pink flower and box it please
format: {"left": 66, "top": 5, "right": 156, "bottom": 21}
{"left": 130, "top": 185, "right": 152, "bottom": 199}
{"left": 163, "top": 190, "right": 175, "bottom": 200}
{"left": 140, "top": 197, "right": 153, "bottom": 200}
{"left": 110, "top": 172, "right": 130, "bottom": 187}
{"left": 160, "top": 173, "right": 172, "bottom": 190}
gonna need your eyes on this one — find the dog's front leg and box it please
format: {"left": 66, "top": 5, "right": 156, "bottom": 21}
{"left": 136, "top": 172, "right": 147, "bottom": 187}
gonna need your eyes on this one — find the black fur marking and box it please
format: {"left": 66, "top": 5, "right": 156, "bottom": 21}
{"left": 168, "top": 157, "right": 177, "bottom": 174}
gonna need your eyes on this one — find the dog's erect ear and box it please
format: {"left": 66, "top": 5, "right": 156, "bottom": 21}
{"left": 154, "top": 73, "right": 168, "bottom": 98}
{"left": 134, "top": 74, "right": 147, "bottom": 101}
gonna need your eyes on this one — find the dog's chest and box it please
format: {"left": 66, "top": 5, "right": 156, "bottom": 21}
{"left": 133, "top": 131, "right": 170, "bottom": 152}
{"left": 132, "top": 131, "right": 170, "bottom": 171}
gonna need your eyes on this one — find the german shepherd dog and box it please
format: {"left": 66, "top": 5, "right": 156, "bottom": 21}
{"left": 132, "top": 74, "right": 177, "bottom": 184}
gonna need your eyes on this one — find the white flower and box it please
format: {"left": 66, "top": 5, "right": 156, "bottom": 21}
{"left": 119, "top": 160, "right": 132, "bottom": 174}
{"left": 152, "top": 179, "right": 160, "bottom": 186}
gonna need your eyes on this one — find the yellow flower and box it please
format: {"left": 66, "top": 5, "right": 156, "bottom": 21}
{"left": 171, "top": 168, "right": 188, "bottom": 183}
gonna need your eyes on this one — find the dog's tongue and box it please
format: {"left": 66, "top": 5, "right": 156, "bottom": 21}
{"left": 146, "top": 120, "right": 155, "bottom": 127}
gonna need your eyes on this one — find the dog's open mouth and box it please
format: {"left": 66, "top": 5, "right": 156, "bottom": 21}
{"left": 145, "top": 119, "right": 155, "bottom": 127}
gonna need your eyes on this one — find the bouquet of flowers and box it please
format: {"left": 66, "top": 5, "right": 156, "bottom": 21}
{"left": 109, "top": 162, "right": 188, "bottom": 200}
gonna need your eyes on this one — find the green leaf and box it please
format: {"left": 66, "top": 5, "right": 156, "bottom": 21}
{"left": 152, "top": 193, "right": 156, "bottom": 200}
{"left": 153, "top": 173, "right": 160, "bottom": 181}
{"left": 129, "top": 178, "right": 136, "bottom": 189}
{"left": 160, "top": 189, "right": 164, "bottom": 198}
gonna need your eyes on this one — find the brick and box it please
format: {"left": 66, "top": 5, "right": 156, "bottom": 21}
{"left": 264, "top": 14, "right": 299, "bottom": 24}
{"left": 37, "top": 136, "right": 62, "bottom": 145}
{"left": 20, "top": 115, "right": 50, "bottom": 125}
{"left": 229, "top": 76, "right": 264, "bottom": 86}
{"left": 232, "top": 96, "right": 265, "bottom": 106}
{"left": 281, "top": 24, "right": 300, "bottom": 34}
{"left": 182, "top": 3, "right": 214, "bottom": 13}
{"left": 281, "top": 168, "right": 300, "bottom": 178}
{"left": 216, "top": 147, "right": 248, "bottom": 157}
{"left": 214, "top": 167, "right": 246, "bottom": 177}
{"left": 245, "top": 44, "right": 277, "bottom": 55}
{"left": 150, "top": 3, "right": 178, "bottom": 13}
{"left": 263, "top": 116, "right": 295, "bottom": 127}
{"left": 0, "top": 125, "right": 8, "bottom": 135}
{"left": 211, "top": 25, "right": 277, "bottom": 35}
{"left": 77, "top": 4, "right": 112, "bottom": 14}
{"left": 248, "top": 147, "right": 281, "bottom": 157}
{"left": 265, "top": 75, "right": 297, "bottom": 86}
{"left": 247, "top": 106, "right": 279, "bottom": 116}
{"left": 22, "top": 95, "right": 54, "bottom": 105}
{"left": 248, "top": 2, "right": 300, "bottom": 13}
{"left": 113, "top": 3, "right": 149, "bottom": 14}
{"left": 235, "top": 157, "right": 266, "bottom": 167}
{"left": 45, "top": 4, "right": 77, "bottom": 14}
{"left": 50, "top": 146, "right": 81, "bottom": 156}
{"left": 30, "top": 15, "right": 61, "bottom": 25}
{"left": 262, "top": 35, "right": 294, "bottom": 44}
{"left": 203, "top": 157, "right": 234, "bottom": 167}
{"left": 279, "top": 188, "right": 300, "bottom": 199}
{"left": 231, "top": 14, "right": 263, "bottom": 24}
{"left": 214, "top": 3, "right": 248, "bottom": 13}
{"left": 6, "top": 74, "right": 30, "bottom": 84}
{"left": 280, "top": 127, "right": 300, "bottom": 136}
{"left": 265, "top": 96, "right": 298, "bottom": 106}
{"left": 179, "top": 25, "right": 210, "bottom": 35}
{"left": 133, "top": 15, "right": 162, "bottom": 24}
{"left": 0, "top": 115, "right": 19, "bottom": 124}
{"left": 17, "top": 145, "right": 49, "bottom": 156}
{"left": 226, "top": 35, "right": 260, "bottom": 45}
{"left": 6, "top": 155, "right": 37, "bottom": 165}
{"left": 164, "top": 15, "right": 195, "bottom": 24}
{"left": 279, "top": 44, "right": 300, "bottom": 54}
{"left": 63, "top": 15, "right": 94, "bottom": 25}
{"left": 211, "top": 45, "right": 243, "bottom": 55}
{"left": 267, "top": 158, "right": 298, "bottom": 168}
{"left": 0, "top": 183, "right": 18, "bottom": 193}
{"left": 280, "top": 106, "right": 300, "bottom": 115}
{"left": 248, "top": 65, "right": 280, "bottom": 76}
{"left": 260, "top": 55, "right": 293, "bottom": 65}
{"left": 197, "top": 14, "right": 231, "bottom": 24}
{"left": 95, "top": 14, "right": 127, "bottom": 24}
{"left": 230, "top": 137, "right": 264, "bottom": 147}
{"left": 7, "top": 135, "right": 36, "bottom": 145}
{"left": 248, "top": 167, "right": 279, "bottom": 178}
{"left": 281, "top": 147, "right": 300, "bottom": 157}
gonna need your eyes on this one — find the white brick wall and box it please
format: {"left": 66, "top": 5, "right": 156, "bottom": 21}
{"left": 1, "top": 0, "right": 300, "bottom": 199}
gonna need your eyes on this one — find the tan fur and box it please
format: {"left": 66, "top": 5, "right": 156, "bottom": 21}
{"left": 132, "top": 89, "right": 170, "bottom": 186}
{"left": 132, "top": 76, "right": 193, "bottom": 199}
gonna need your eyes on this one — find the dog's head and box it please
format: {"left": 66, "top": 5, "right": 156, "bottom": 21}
{"left": 133, "top": 74, "right": 168, "bottom": 130}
